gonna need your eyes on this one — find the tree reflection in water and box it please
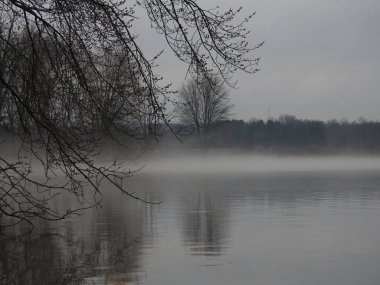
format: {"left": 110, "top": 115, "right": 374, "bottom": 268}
{"left": 180, "top": 176, "right": 230, "bottom": 257}
{"left": 2, "top": 171, "right": 380, "bottom": 285}
{"left": 0, "top": 182, "right": 157, "bottom": 285}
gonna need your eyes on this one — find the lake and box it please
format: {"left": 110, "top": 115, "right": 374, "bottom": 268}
{"left": 1, "top": 157, "right": 380, "bottom": 285}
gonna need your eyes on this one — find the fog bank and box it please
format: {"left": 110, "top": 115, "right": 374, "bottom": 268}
{"left": 134, "top": 154, "right": 380, "bottom": 174}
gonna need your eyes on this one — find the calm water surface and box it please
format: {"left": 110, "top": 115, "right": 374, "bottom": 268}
{"left": 1, "top": 170, "right": 380, "bottom": 284}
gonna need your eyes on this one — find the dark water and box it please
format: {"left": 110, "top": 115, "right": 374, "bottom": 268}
{"left": 1, "top": 170, "right": 380, "bottom": 285}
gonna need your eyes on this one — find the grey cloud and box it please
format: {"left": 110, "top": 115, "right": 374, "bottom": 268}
{"left": 134, "top": 0, "right": 380, "bottom": 121}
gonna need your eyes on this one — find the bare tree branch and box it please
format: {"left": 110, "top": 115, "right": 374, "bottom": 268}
{"left": 0, "top": 0, "right": 260, "bottom": 230}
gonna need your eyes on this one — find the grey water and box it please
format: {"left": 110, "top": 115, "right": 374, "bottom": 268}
{"left": 2, "top": 156, "right": 380, "bottom": 285}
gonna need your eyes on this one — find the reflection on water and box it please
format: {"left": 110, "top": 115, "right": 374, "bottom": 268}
{"left": 1, "top": 170, "right": 380, "bottom": 284}
{"left": 0, "top": 189, "right": 151, "bottom": 285}
{"left": 181, "top": 190, "right": 229, "bottom": 256}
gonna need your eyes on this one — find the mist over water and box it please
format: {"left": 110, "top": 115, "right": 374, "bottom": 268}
{"left": 2, "top": 152, "right": 380, "bottom": 285}
{"left": 137, "top": 154, "right": 380, "bottom": 174}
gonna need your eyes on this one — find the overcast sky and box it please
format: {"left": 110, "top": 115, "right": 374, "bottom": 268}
{"left": 136, "top": 0, "right": 380, "bottom": 121}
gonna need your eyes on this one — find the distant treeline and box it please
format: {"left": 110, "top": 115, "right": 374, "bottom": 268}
{"left": 175, "top": 115, "right": 380, "bottom": 153}
{"left": 3, "top": 115, "right": 379, "bottom": 155}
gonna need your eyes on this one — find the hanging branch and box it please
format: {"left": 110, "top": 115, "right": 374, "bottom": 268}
{"left": 0, "top": 0, "right": 261, "bottom": 229}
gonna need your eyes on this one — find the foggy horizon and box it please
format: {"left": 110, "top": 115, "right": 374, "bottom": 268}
{"left": 133, "top": 153, "right": 380, "bottom": 175}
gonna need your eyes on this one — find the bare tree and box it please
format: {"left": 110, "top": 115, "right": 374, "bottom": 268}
{"left": 0, "top": 0, "right": 261, "bottom": 229}
{"left": 176, "top": 75, "right": 233, "bottom": 150}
